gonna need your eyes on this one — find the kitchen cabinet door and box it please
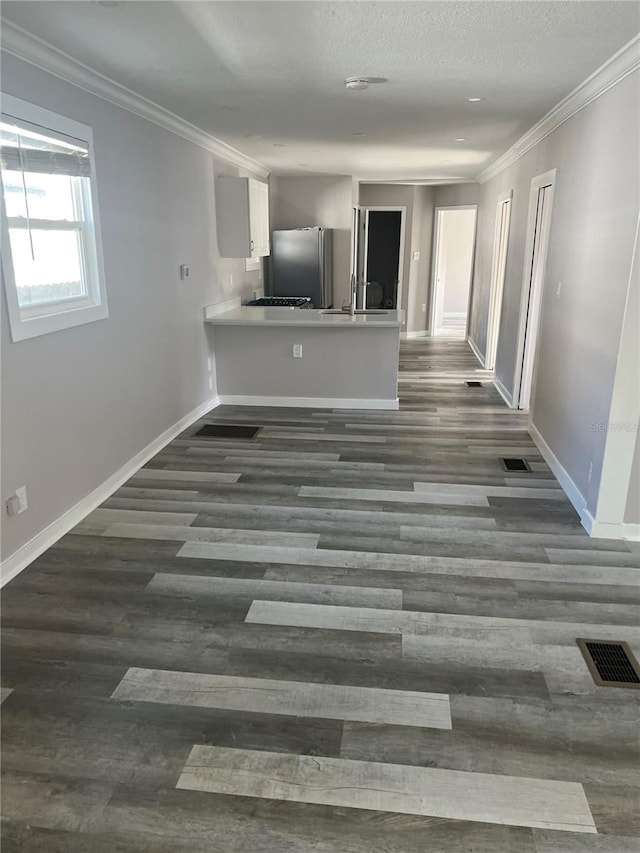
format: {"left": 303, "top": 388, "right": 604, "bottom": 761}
{"left": 216, "top": 176, "right": 270, "bottom": 258}
{"left": 249, "top": 178, "right": 270, "bottom": 257}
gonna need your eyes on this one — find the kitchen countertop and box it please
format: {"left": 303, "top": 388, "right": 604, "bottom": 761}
{"left": 204, "top": 306, "right": 404, "bottom": 328}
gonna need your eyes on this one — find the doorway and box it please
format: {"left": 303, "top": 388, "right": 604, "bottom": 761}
{"left": 430, "top": 206, "right": 477, "bottom": 338}
{"left": 485, "top": 191, "right": 513, "bottom": 370}
{"left": 514, "top": 170, "right": 556, "bottom": 410}
{"left": 355, "top": 206, "right": 406, "bottom": 310}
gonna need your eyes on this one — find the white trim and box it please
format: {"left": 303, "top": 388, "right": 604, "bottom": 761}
{"left": 580, "top": 513, "right": 640, "bottom": 541}
{"left": 203, "top": 296, "right": 242, "bottom": 319}
{"left": 477, "top": 35, "right": 640, "bottom": 183}
{"left": 467, "top": 336, "right": 486, "bottom": 368}
{"left": 403, "top": 330, "right": 430, "bottom": 340}
{"left": 359, "top": 205, "right": 406, "bottom": 314}
{"left": 1, "top": 20, "right": 269, "bottom": 179}
{"left": 429, "top": 205, "right": 477, "bottom": 336}
{"left": 493, "top": 376, "right": 514, "bottom": 409}
{"left": 1, "top": 93, "right": 109, "bottom": 342}
{"left": 513, "top": 169, "right": 557, "bottom": 410}
{"left": 623, "top": 524, "right": 640, "bottom": 542}
{"left": 529, "top": 421, "right": 590, "bottom": 531}
{"left": 485, "top": 190, "right": 513, "bottom": 372}
{"left": 0, "top": 394, "right": 220, "bottom": 587}
{"left": 593, "top": 212, "right": 640, "bottom": 528}
{"left": 218, "top": 395, "right": 399, "bottom": 411}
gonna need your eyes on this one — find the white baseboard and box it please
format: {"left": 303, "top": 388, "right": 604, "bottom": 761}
{"left": 403, "top": 331, "right": 430, "bottom": 340}
{"left": 467, "top": 336, "right": 486, "bottom": 368}
{"left": 218, "top": 394, "right": 399, "bottom": 411}
{"left": 493, "top": 376, "right": 514, "bottom": 408}
{"left": 624, "top": 523, "right": 640, "bottom": 541}
{"left": 529, "top": 421, "right": 591, "bottom": 528}
{"left": 531, "top": 422, "right": 638, "bottom": 541}
{"left": 582, "top": 511, "right": 640, "bottom": 541}
{"left": 0, "top": 394, "right": 220, "bottom": 587}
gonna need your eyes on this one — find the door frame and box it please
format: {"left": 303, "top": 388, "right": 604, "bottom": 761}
{"left": 360, "top": 205, "right": 407, "bottom": 311}
{"left": 512, "top": 169, "right": 557, "bottom": 410}
{"left": 485, "top": 189, "right": 513, "bottom": 370}
{"left": 429, "top": 205, "right": 478, "bottom": 336}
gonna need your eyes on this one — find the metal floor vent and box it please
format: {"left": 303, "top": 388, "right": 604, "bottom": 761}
{"left": 577, "top": 639, "right": 640, "bottom": 689}
{"left": 195, "top": 424, "right": 261, "bottom": 439}
{"left": 466, "top": 381, "right": 483, "bottom": 387}
{"left": 501, "top": 457, "right": 531, "bottom": 472}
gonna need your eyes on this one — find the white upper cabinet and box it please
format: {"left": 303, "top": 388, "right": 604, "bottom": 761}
{"left": 216, "top": 176, "right": 270, "bottom": 258}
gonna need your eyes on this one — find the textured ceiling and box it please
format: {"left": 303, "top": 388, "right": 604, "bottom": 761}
{"left": 2, "top": 1, "right": 638, "bottom": 181}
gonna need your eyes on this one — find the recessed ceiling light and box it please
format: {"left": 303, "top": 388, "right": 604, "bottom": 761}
{"left": 247, "top": 133, "right": 263, "bottom": 139}
{"left": 298, "top": 163, "right": 310, "bottom": 167}
{"left": 352, "top": 132, "right": 367, "bottom": 137}
{"left": 455, "top": 138, "right": 468, "bottom": 142}
{"left": 467, "top": 97, "right": 485, "bottom": 102}
{"left": 273, "top": 143, "right": 286, "bottom": 148}
{"left": 345, "top": 77, "right": 369, "bottom": 91}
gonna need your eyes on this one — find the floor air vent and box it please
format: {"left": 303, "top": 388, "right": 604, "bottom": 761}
{"left": 577, "top": 639, "right": 640, "bottom": 689}
{"left": 466, "top": 381, "right": 482, "bottom": 387}
{"left": 195, "top": 424, "right": 261, "bottom": 439}
{"left": 501, "top": 457, "right": 531, "bottom": 472}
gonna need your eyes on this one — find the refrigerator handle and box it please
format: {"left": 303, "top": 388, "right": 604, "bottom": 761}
{"left": 318, "top": 229, "right": 324, "bottom": 308}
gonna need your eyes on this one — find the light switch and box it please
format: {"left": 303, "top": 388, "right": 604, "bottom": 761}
{"left": 293, "top": 344, "right": 303, "bottom": 358}
{"left": 413, "top": 251, "right": 420, "bottom": 261}
{"left": 179, "top": 264, "right": 190, "bottom": 280}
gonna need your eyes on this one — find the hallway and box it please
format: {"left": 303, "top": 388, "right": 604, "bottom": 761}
{"left": 2, "top": 340, "right": 639, "bottom": 852}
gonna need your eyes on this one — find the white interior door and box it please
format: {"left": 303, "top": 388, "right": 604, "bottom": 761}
{"left": 516, "top": 173, "right": 556, "bottom": 409}
{"left": 434, "top": 216, "right": 447, "bottom": 332}
{"left": 485, "top": 192, "right": 512, "bottom": 371}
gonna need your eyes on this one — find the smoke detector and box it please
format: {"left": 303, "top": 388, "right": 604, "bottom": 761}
{"left": 345, "top": 77, "right": 369, "bottom": 91}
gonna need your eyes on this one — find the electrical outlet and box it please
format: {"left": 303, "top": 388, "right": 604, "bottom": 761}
{"left": 179, "top": 264, "right": 190, "bottom": 280}
{"left": 208, "top": 375, "right": 214, "bottom": 391}
{"left": 207, "top": 357, "right": 212, "bottom": 371}
{"left": 413, "top": 251, "right": 420, "bottom": 261}
{"left": 293, "top": 344, "right": 303, "bottom": 359}
{"left": 6, "top": 485, "right": 28, "bottom": 516}
{"left": 421, "top": 303, "right": 427, "bottom": 313}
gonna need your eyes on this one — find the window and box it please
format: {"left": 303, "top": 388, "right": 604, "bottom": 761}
{"left": 1, "top": 94, "right": 107, "bottom": 341}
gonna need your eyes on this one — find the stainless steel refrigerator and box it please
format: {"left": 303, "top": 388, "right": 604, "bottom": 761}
{"left": 270, "top": 227, "right": 333, "bottom": 308}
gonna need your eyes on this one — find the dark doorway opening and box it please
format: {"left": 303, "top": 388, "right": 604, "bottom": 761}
{"left": 365, "top": 211, "right": 402, "bottom": 309}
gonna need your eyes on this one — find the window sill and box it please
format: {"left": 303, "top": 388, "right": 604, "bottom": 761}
{"left": 7, "top": 299, "right": 109, "bottom": 342}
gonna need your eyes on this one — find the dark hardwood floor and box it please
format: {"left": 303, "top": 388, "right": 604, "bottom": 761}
{"left": 2, "top": 339, "right": 639, "bottom": 852}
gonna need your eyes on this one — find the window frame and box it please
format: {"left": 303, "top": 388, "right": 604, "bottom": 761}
{"left": 1, "top": 94, "right": 108, "bottom": 342}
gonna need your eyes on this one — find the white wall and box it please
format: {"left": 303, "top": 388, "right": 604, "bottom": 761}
{"left": 270, "top": 175, "right": 353, "bottom": 308}
{"left": 0, "top": 52, "right": 264, "bottom": 566}
{"left": 440, "top": 209, "right": 476, "bottom": 316}
{"left": 625, "top": 429, "right": 640, "bottom": 525}
{"left": 433, "top": 183, "right": 480, "bottom": 208}
{"left": 406, "top": 186, "right": 435, "bottom": 335}
{"left": 469, "top": 69, "right": 640, "bottom": 522}
{"left": 214, "top": 325, "right": 400, "bottom": 404}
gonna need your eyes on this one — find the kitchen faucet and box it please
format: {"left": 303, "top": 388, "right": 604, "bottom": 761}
{"left": 349, "top": 274, "right": 357, "bottom": 316}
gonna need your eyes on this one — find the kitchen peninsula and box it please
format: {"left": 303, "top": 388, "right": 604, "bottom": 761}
{"left": 205, "top": 304, "right": 403, "bottom": 410}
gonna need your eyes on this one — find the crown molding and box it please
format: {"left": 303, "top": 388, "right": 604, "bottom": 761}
{"left": 0, "top": 19, "right": 270, "bottom": 179}
{"left": 477, "top": 34, "right": 640, "bottom": 184}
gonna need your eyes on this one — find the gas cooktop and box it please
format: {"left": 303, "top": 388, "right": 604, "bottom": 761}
{"left": 246, "top": 297, "right": 313, "bottom": 308}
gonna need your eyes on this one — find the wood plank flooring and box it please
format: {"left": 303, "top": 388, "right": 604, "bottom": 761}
{"left": 2, "top": 338, "right": 639, "bottom": 852}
